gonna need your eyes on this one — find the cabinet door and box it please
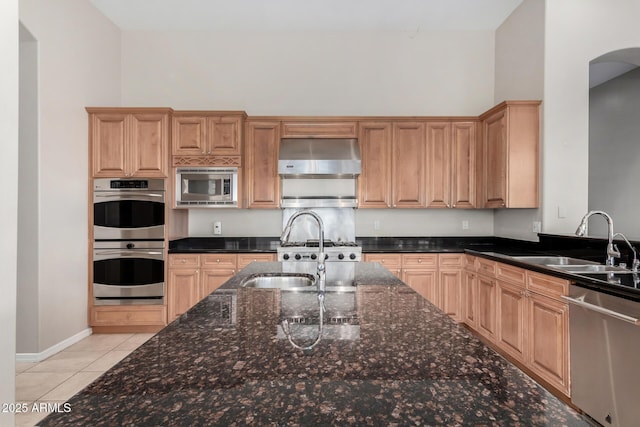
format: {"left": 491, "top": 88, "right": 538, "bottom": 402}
{"left": 451, "top": 121, "right": 477, "bottom": 208}
{"left": 391, "top": 122, "right": 426, "bottom": 208}
{"left": 168, "top": 269, "right": 200, "bottom": 321}
{"left": 129, "top": 113, "right": 169, "bottom": 177}
{"left": 245, "top": 121, "right": 280, "bottom": 208}
{"left": 476, "top": 275, "right": 497, "bottom": 342}
{"left": 440, "top": 269, "right": 463, "bottom": 321}
{"left": 463, "top": 271, "right": 477, "bottom": 328}
{"left": 403, "top": 269, "right": 438, "bottom": 305}
{"left": 496, "top": 280, "right": 527, "bottom": 362}
{"left": 527, "top": 292, "right": 569, "bottom": 395}
{"left": 172, "top": 115, "right": 207, "bottom": 156}
{"left": 358, "top": 122, "right": 392, "bottom": 208}
{"left": 425, "top": 121, "right": 451, "bottom": 208}
{"left": 208, "top": 116, "right": 242, "bottom": 155}
{"left": 201, "top": 268, "right": 236, "bottom": 298}
{"left": 91, "top": 113, "right": 128, "bottom": 177}
{"left": 483, "top": 109, "right": 508, "bottom": 208}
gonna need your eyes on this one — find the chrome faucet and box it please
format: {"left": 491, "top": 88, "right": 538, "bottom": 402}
{"left": 575, "top": 210, "right": 621, "bottom": 266}
{"left": 612, "top": 232, "right": 639, "bottom": 272}
{"left": 280, "top": 209, "right": 326, "bottom": 351}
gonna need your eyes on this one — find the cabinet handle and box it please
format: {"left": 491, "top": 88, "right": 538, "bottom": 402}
{"left": 418, "top": 259, "right": 422, "bottom": 263}
{"left": 216, "top": 258, "right": 220, "bottom": 263}
{"left": 452, "top": 203, "right": 456, "bottom": 208}
{"left": 181, "top": 259, "right": 186, "bottom": 264}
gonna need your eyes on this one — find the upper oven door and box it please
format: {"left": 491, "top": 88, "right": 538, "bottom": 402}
{"left": 93, "top": 191, "right": 165, "bottom": 240}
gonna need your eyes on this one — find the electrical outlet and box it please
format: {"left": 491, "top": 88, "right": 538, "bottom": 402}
{"left": 532, "top": 221, "right": 542, "bottom": 233}
{"left": 462, "top": 220, "right": 469, "bottom": 230}
{"left": 373, "top": 220, "right": 381, "bottom": 230}
{"left": 213, "top": 221, "right": 222, "bottom": 235}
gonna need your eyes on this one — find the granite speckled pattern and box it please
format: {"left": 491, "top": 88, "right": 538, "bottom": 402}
{"left": 40, "top": 263, "right": 593, "bottom": 426}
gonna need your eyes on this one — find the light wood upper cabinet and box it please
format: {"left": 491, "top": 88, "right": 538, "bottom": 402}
{"left": 171, "top": 112, "right": 245, "bottom": 166}
{"left": 425, "top": 122, "right": 451, "bottom": 208}
{"left": 89, "top": 108, "right": 171, "bottom": 178}
{"left": 244, "top": 121, "right": 280, "bottom": 208}
{"left": 450, "top": 121, "right": 478, "bottom": 208}
{"left": 392, "top": 122, "right": 426, "bottom": 208}
{"left": 480, "top": 101, "right": 540, "bottom": 208}
{"left": 358, "top": 121, "right": 392, "bottom": 208}
{"left": 281, "top": 120, "right": 357, "bottom": 138}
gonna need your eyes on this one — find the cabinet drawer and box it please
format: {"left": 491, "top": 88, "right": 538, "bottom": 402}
{"left": 464, "top": 255, "right": 477, "bottom": 271}
{"left": 496, "top": 262, "right": 526, "bottom": 285}
{"left": 92, "top": 306, "right": 167, "bottom": 326}
{"left": 526, "top": 271, "right": 569, "bottom": 299}
{"left": 401, "top": 253, "right": 438, "bottom": 268}
{"left": 201, "top": 254, "right": 237, "bottom": 268}
{"left": 364, "top": 253, "right": 402, "bottom": 267}
{"left": 237, "top": 253, "right": 276, "bottom": 269}
{"left": 476, "top": 258, "right": 497, "bottom": 277}
{"left": 438, "top": 253, "right": 465, "bottom": 268}
{"left": 168, "top": 254, "right": 200, "bottom": 268}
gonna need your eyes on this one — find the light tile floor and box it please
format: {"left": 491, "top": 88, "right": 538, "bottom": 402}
{"left": 15, "top": 333, "right": 153, "bottom": 427}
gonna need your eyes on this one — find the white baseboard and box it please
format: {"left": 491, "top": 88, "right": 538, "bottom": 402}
{"left": 16, "top": 328, "right": 93, "bottom": 363}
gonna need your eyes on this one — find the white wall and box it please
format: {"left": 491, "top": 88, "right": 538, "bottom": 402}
{"left": 124, "top": 28, "right": 498, "bottom": 237}
{"left": 19, "top": 0, "right": 121, "bottom": 352}
{"left": 18, "top": 23, "right": 39, "bottom": 353}
{"left": 0, "top": 0, "right": 19, "bottom": 424}
{"left": 589, "top": 67, "right": 640, "bottom": 240}
{"left": 493, "top": 0, "right": 545, "bottom": 241}
{"left": 543, "top": 0, "right": 640, "bottom": 235}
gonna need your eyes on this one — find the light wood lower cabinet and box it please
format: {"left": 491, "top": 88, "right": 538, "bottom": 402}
{"left": 364, "top": 253, "right": 464, "bottom": 321}
{"left": 465, "top": 256, "right": 570, "bottom": 397}
{"left": 167, "top": 253, "right": 276, "bottom": 321}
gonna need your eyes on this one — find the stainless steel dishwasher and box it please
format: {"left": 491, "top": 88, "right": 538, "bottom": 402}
{"left": 562, "top": 285, "right": 640, "bottom": 426}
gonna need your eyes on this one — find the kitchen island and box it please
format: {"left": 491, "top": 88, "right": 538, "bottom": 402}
{"left": 41, "top": 262, "right": 591, "bottom": 426}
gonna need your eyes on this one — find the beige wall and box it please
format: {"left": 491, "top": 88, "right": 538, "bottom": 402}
{"left": 1, "top": 0, "right": 19, "bottom": 423}
{"left": 492, "top": 0, "right": 545, "bottom": 241}
{"left": 543, "top": 0, "right": 640, "bottom": 234}
{"left": 18, "top": 0, "right": 121, "bottom": 353}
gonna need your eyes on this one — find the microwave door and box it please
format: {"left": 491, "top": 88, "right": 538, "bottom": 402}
{"left": 182, "top": 174, "right": 232, "bottom": 202}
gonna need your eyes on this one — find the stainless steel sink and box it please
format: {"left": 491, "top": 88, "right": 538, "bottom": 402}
{"left": 547, "top": 264, "right": 632, "bottom": 274}
{"left": 240, "top": 273, "right": 315, "bottom": 289}
{"left": 512, "top": 256, "right": 599, "bottom": 266}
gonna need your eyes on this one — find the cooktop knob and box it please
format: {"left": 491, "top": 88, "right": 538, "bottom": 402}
{"left": 294, "top": 254, "right": 301, "bottom": 260}
{"left": 325, "top": 254, "right": 329, "bottom": 260}
{"left": 126, "top": 243, "right": 135, "bottom": 249}
{"left": 338, "top": 253, "right": 345, "bottom": 260}
{"left": 311, "top": 254, "right": 317, "bottom": 260}
{"left": 349, "top": 253, "right": 357, "bottom": 260}
{"left": 282, "top": 253, "right": 290, "bottom": 260}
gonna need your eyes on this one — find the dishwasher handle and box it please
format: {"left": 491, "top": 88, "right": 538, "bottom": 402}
{"left": 562, "top": 295, "right": 640, "bottom": 325}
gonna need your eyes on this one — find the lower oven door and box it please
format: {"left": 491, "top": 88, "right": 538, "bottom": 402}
{"left": 93, "top": 246, "right": 164, "bottom": 305}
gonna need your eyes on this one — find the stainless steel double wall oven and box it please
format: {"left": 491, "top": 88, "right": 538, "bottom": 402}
{"left": 92, "top": 178, "right": 165, "bottom": 305}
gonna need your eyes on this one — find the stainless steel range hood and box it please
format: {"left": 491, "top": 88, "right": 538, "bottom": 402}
{"left": 278, "top": 138, "right": 361, "bottom": 177}
{"left": 278, "top": 138, "right": 361, "bottom": 208}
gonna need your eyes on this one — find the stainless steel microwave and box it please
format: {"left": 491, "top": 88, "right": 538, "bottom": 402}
{"left": 175, "top": 167, "right": 238, "bottom": 207}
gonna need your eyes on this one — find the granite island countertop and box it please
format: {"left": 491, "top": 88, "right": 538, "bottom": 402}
{"left": 41, "top": 262, "right": 592, "bottom": 426}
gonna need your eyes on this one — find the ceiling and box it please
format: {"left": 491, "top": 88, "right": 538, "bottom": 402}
{"left": 90, "top": 0, "right": 524, "bottom": 32}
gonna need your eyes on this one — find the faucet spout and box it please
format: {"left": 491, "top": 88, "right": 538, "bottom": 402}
{"left": 575, "top": 211, "right": 620, "bottom": 266}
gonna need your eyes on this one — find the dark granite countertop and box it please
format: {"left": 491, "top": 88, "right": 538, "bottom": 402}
{"left": 41, "top": 262, "right": 591, "bottom": 426}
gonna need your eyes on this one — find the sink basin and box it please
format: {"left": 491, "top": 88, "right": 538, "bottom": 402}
{"left": 512, "top": 256, "right": 599, "bottom": 266}
{"left": 547, "top": 264, "right": 632, "bottom": 274}
{"left": 240, "top": 273, "right": 315, "bottom": 289}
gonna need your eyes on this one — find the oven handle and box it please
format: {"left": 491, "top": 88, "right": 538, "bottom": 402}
{"left": 94, "top": 192, "right": 164, "bottom": 201}
{"left": 561, "top": 295, "right": 640, "bottom": 325}
{"left": 94, "top": 251, "right": 164, "bottom": 260}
